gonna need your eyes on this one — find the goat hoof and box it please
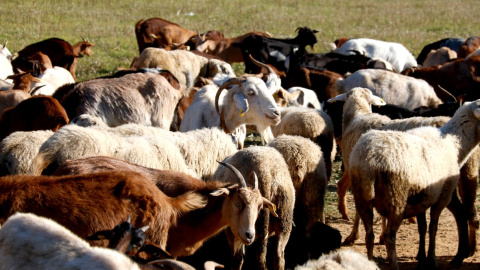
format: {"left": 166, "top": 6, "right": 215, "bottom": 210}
{"left": 342, "top": 236, "right": 356, "bottom": 246}
{"left": 450, "top": 255, "right": 465, "bottom": 266}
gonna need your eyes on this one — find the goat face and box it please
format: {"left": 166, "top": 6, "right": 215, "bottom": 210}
{"left": 240, "top": 78, "right": 281, "bottom": 127}
{"left": 208, "top": 59, "right": 236, "bottom": 79}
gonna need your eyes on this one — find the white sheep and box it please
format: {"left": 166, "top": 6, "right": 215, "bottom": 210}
{"left": 271, "top": 106, "right": 336, "bottom": 181}
{"left": 294, "top": 248, "right": 379, "bottom": 270}
{"left": 0, "top": 130, "right": 54, "bottom": 176}
{"left": 131, "top": 47, "right": 236, "bottom": 95}
{"left": 267, "top": 135, "right": 328, "bottom": 264}
{"left": 29, "top": 66, "right": 76, "bottom": 95}
{"left": 30, "top": 124, "right": 197, "bottom": 177}
{"left": 334, "top": 38, "right": 417, "bottom": 72}
{"left": 180, "top": 76, "right": 281, "bottom": 148}
{"left": 348, "top": 99, "right": 480, "bottom": 269}
{"left": 0, "top": 212, "right": 140, "bottom": 270}
{"left": 212, "top": 146, "right": 295, "bottom": 270}
{"left": 335, "top": 69, "right": 448, "bottom": 110}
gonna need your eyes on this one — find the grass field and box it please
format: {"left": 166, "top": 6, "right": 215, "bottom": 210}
{"left": 2, "top": 0, "right": 480, "bottom": 218}
{"left": 2, "top": 0, "right": 480, "bottom": 81}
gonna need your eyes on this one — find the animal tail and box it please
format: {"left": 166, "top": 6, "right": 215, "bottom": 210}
{"left": 30, "top": 151, "right": 53, "bottom": 176}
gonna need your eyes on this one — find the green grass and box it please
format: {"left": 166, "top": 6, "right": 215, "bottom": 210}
{"left": 2, "top": 0, "right": 480, "bottom": 81}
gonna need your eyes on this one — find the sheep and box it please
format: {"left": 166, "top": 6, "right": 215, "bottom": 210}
{"left": 0, "top": 167, "right": 278, "bottom": 260}
{"left": 329, "top": 88, "right": 479, "bottom": 261}
{"left": 30, "top": 124, "right": 197, "bottom": 176}
{"left": 335, "top": 69, "right": 455, "bottom": 110}
{"left": 294, "top": 248, "right": 379, "bottom": 270}
{"left": 334, "top": 38, "right": 417, "bottom": 72}
{"left": 180, "top": 76, "right": 281, "bottom": 148}
{"left": 266, "top": 135, "right": 328, "bottom": 266}
{"left": 131, "top": 47, "right": 236, "bottom": 95}
{"left": 0, "top": 130, "right": 53, "bottom": 176}
{"left": 0, "top": 95, "right": 69, "bottom": 141}
{"left": 31, "top": 122, "right": 237, "bottom": 179}
{"left": 271, "top": 107, "right": 336, "bottom": 181}
{"left": 0, "top": 212, "right": 141, "bottom": 270}
{"left": 30, "top": 66, "right": 76, "bottom": 95}
{"left": 212, "top": 146, "right": 295, "bottom": 270}
{"left": 347, "top": 99, "right": 480, "bottom": 269}
{"left": 53, "top": 71, "right": 181, "bottom": 129}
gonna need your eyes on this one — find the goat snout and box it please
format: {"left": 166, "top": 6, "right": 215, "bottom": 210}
{"left": 245, "top": 231, "right": 255, "bottom": 242}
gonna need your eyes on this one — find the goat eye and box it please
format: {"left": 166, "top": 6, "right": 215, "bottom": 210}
{"left": 234, "top": 201, "right": 240, "bottom": 207}
{"left": 247, "top": 91, "right": 255, "bottom": 96}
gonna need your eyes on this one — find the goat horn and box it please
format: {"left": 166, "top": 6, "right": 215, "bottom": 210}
{"left": 217, "top": 161, "right": 247, "bottom": 188}
{"left": 252, "top": 171, "right": 258, "bottom": 190}
{"left": 126, "top": 215, "right": 131, "bottom": 223}
{"left": 3, "top": 41, "right": 7, "bottom": 48}
{"left": 214, "top": 77, "right": 246, "bottom": 116}
{"left": 249, "top": 54, "right": 275, "bottom": 75}
{"left": 437, "top": 85, "right": 458, "bottom": 103}
{"left": 140, "top": 225, "right": 150, "bottom": 232}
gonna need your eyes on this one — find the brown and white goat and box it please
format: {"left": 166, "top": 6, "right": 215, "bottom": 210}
{"left": 0, "top": 165, "right": 277, "bottom": 258}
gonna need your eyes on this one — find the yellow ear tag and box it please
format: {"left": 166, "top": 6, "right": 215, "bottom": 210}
{"left": 239, "top": 108, "right": 244, "bottom": 117}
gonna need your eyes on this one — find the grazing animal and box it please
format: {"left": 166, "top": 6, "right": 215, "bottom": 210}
{"left": 195, "top": 31, "right": 272, "bottom": 63}
{"left": 135, "top": 17, "right": 197, "bottom": 53}
{"left": 131, "top": 47, "right": 236, "bottom": 95}
{"left": 0, "top": 95, "right": 68, "bottom": 141}
{"left": 348, "top": 100, "right": 480, "bottom": 269}
{"left": 0, "top": 166, "right": 277, "bottom": 259}
{"left": 0, "top": 212, "right": 141, "bottom": 270}
{"left": 53, "top": 71, "right": 181, "bottom": 129}
{"left": 239, "top": 27, "right": 318, "bottom": 74}
{"left": 458, "top": 36, "right": 480, "bottom": 58}
{"left": 416, "top": 37, "right": 465, "bottom": 65}
{"left": 334, "top": 38, "right": 417, "bottom": 72}
{"left": 11, "top": 37, "right": 94, "bottom": 81}
{"left": 213, "top": 146, "right": 295, "bottom": 270}
{"left": 421, "top": 46, "right": 457, "bottom": 68}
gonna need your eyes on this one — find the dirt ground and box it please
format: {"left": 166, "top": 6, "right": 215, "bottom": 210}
{"left": 325, "top": 189, "right": 480, "bottom": 270}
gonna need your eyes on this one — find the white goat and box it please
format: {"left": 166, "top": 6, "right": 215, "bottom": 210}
{"left": 0, "top": 212, "right": 140, "bottom": 270}
{"left": 335, "top": 69, "right": 450, "bottom": 110}
{"left": 349, "top": 99, "right": 480, "bottom": 269}
{"left": 30, "top": 66, "right": 76, "bottom": 95}
{"left": 334, "top": 38, "right": 417, "bottom": 72}
{"left": 180, "top": 76, "right": 281, "bottom": 148}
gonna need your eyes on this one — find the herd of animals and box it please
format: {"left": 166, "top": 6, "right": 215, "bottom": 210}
{"left": 0, "top": 16, "right": 480, "bottom": 270}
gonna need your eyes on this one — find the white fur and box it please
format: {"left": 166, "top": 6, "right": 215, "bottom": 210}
{"left": 0, "top": 212, "right": 140, "bottom": 270}
{"left": 30, "top": 66, "right": 75, "bottom": 95}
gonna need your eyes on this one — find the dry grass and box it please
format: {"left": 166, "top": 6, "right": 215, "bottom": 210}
{"left": 2, "top": 0, "right": 479, "bottom": 80}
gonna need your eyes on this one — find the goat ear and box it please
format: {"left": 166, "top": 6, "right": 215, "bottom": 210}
{"left": 233, "top": 93, "right": 249, "bottom": 116}
{"left": 210, "top": 188, "right": 230, "bottom": 197}
{"left": 327, "top": 93, "right": 347, "bottom": 103}
{"left": 263, "top": 198, "right": 279, "bottom": 217}
{"left": 86, "top": 230, "right": 112, "bottom": 240}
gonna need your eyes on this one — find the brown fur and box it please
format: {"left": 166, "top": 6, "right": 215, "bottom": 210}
{"left": 6, "top": 72, "right": 42, "bottom": 92}
{"left": 0, "top": 95, "right": 68, "bottom": 141}
{"left": 11, "top": 38, "right": 93, "bottom": 81}
{"left": 403, "top": 55, "right": 480, "bottom": 101}
{"left": 196, "top": 32, "right": 272, "bottom": 63}
{"left": 135, "top": 18, "right": 197, "bottom": 54}
{"left": 458, "top": 36, "right": 480, "bottom": 58}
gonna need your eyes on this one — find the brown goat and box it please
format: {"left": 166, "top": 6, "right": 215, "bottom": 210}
{"left": 195, "top": 32, "right": 271, "bottom": 64}
{"left": 0, "top": 90, "right": 30, "bottom": 116}
{"left": 2, "top": 165, "right": 277, "bottom": 258}
{"left": 135, "top": 18, "right": 197, "bottom": 53}
{"left": 6, "top": 72, "right": 42, "bottom": 92}
{"left": 403, "top": 55, "right": 480, "bottom": 101}
{"left": 0, "top": 95, "right": 68, "bottom": 141}
{"left": 458, "top": 36, "right": 480, "bottom": 58}
{"left": 11, "top": 37, "right": 94, "bottom": 81}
